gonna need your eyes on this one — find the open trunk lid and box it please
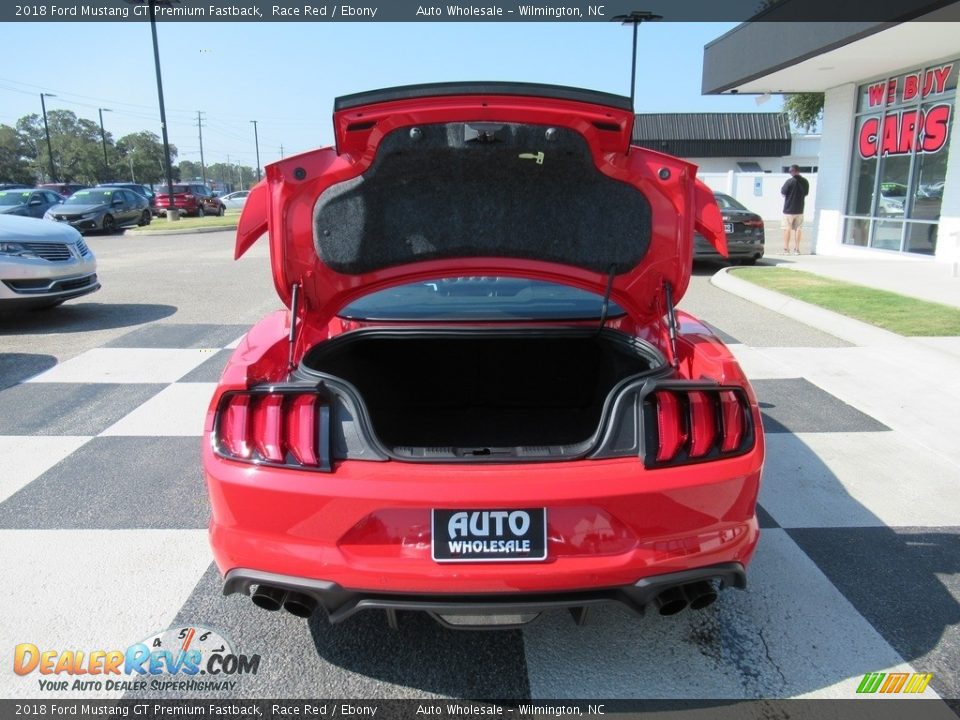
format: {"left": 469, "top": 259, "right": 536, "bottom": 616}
{"left": 235, "top": 82, "right": 726, "bottom": 325}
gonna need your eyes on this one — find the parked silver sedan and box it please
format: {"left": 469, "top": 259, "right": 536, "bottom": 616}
{"left": 218, "top": 190, "right": 249, "bottom": 210}
{"left": 0, "top": 214, "right": 99, "bottom": 309}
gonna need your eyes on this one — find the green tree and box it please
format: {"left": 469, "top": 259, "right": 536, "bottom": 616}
{"left": 783, "top": 93, "right": 825, "bottom": 132}
{"left": 115, "top": 131, "right": 177, "bottom": 185}
{"left": 0, "top": 124, "right": 35, "bottom": 184}
{"left": 16, "top": 110, "right": 109, "bottom": 183}
{"left": 178, "top": 160, "right": 202, "bottom": 182}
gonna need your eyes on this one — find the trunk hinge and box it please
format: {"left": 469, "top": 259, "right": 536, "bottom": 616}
{"left": 663, "top": 280, "right": 680, "bottom": 369}
{"left": 287, "top": 282, "right": 301, "bottom": 372}
{"left": 596, "top": 264, "right": 617, "bottom": 335}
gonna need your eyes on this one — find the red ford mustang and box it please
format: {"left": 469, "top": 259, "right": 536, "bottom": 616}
{"left": 202, "top": 83, "right": 764, "bottom": 629}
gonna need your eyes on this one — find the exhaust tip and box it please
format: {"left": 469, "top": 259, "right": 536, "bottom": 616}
{"left": 283, "top": 591, "right": 318, "bottom": 619}
{"left": 684, "top": 581, "right": 719, "bottom": 610}
{"left": 251, "top": 585, "right": 286, "bottom": 612}
{"left": 654, "top": 587, "right": 688, "bottom": 616}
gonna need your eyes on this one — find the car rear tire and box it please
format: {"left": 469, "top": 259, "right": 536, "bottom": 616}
{"left": 102, "top": 215, "right": 116, "bottom": 234}
{"left": 217, "top": 204, "right": 225, "bottom": 217}
{"left": 138, "top": 210, "right": 151, "bottom": 226}
{"left": 739, "top": 257, "right": 759, "bottom": 266}
{"left": 196, "top": 206, "right": 205, "bottom": 218}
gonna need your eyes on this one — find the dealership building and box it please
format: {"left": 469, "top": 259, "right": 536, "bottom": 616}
{"left": 703, "top": 2, "right": 960, "bottom": 262}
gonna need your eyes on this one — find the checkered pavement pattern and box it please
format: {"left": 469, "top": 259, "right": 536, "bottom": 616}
{"left": 1, "top": 323, "right": 958, "bottom": 701}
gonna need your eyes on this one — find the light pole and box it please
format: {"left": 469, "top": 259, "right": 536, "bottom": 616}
{"left": 146, "top": 0, "right": 179, "bottom": 220}
{"left": 40, "top": 93, "right": 56, "bottom": 182}
{"left": 98, "top": 108, "right": 112, "bottom": 181}
{"left": 250, "top": 120, "right": 261, "bottom": 181}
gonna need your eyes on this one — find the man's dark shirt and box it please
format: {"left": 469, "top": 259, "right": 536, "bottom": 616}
{"left": 781, "top": 175, "right": 810, "bottom": 214}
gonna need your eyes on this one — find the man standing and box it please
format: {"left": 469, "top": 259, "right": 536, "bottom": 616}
{"left": 781, "top": 165, "right": 810, "bottom": 254}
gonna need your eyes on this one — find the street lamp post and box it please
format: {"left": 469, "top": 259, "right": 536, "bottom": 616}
{"left": 98, "top": 108, "right": 112, "bottom": 182}
{"left": 146, "top": 0, "right": 179, "bottom": 220}
{"left": 39, "top": 93, "right": 56, "bottom": 182}
{"left": 250, "top": 120, "right": 261, "bottom": 181}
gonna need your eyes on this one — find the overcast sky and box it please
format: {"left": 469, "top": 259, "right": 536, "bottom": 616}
{"left": 0, "top": 21, "right": 782, "bottom": 169}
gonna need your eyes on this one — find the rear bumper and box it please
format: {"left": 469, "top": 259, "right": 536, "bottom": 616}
{"left": 204, "top": 443, "right": 762, "bottom": 598}
{"left": 223, "top": 562, "right": 747, "bottom": 625}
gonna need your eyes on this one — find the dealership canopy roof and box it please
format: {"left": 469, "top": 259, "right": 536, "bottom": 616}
{"left": 632, "top": 112, "right": 791, "bottom": 157}
{"left": 702, "top": 1, "right": 960, "bottom": 95}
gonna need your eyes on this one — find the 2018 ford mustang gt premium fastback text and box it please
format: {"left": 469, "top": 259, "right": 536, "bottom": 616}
{"left": 202, "top": 83, "right": 765, "bottom": 630}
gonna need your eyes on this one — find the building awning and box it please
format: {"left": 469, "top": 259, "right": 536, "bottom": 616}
{"left": 632, "top": 112, "right": 791, "bottom": 157}
{"left": 702, "top": 1, "right": 960, "bottom": 95}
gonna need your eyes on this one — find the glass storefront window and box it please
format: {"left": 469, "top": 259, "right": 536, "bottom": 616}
{"left": 872, "top": 220, "right": 903, "bottom": 251}
{"left": 905, "top": 222, "right": 938, "bottom": 255}
{"left": 844, "top": 58, "right": 956, "bottom": 254}
{"left": 843, "top": 218, "right": 870, "bottom": 246}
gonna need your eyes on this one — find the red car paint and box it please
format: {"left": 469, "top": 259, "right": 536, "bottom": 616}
{"left": 203, "top": 84, "right": 762, "bottom": 625}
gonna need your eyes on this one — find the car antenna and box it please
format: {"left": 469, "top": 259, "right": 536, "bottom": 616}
{"left": 612, "top": 11, "right": 663, "bottom": 112}
{"left": 597, "top": 264, "right": 617, "bottom": 336}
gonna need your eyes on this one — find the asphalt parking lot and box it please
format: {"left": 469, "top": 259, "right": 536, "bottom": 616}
{"left": 1, "top": 230, "right": 958, "bottom": 703}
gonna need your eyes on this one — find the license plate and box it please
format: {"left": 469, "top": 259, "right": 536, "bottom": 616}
{"left": 431, "top": 508, "right": 547, "bottom": 563}
{"left": 724, "top": 222, "right": 734, "bottom": 233}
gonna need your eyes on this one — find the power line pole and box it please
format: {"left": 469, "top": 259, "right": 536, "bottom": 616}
{"left": 40, "top": 93, "right": 57, "bottom": 182}
{"left": 280, "top": 144, "right": 284, "bottom": 159}
{"left": 197, "top": 111, "right": 207, "bottom": 186}
{"left": 98, "top": 108, "right": 112, "bottom": 181}
{"left": 250, "top": 120, "right": 261, "bottom": 181}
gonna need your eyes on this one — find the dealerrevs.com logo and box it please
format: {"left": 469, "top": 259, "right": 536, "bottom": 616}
{"left": 13, "top": 625, "right": 260, "bottom": 693}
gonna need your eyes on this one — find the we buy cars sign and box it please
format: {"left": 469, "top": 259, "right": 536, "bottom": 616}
{"left": 858, "top": 62, "right": 953, "bottom": 159}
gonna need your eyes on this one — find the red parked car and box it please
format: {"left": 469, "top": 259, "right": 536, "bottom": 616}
{"left": 203, "top": 83, "right": 764, "bottom": 629}
{"left": 154, "top": 183, "right": 225, "bottom": 217}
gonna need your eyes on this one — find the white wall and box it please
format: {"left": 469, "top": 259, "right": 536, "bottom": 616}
{"left": 698, "top": 170, "right": 818, "bottom": 222}
{"left": 813, "top": 83, "right": 857, "bottom": 257}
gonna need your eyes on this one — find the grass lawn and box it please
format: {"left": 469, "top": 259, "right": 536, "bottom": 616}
{"left": 129, "top": 210, "right": 240, "bottom": 234}
{"left": 730, "top": 267, "right": 960, "bottom": 337}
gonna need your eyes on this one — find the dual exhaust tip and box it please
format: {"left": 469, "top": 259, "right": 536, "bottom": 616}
{"left": 653, "top": 580, "right": 718, "bottom": 616}
{"left": 250, "top": 580, "right": 718, "bottom": 621}
{"left": 251, "top": 585, "right": 317, "bottom": 618}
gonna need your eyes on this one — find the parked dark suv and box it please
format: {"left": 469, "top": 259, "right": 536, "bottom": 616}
{"left": 154, "top": 183, "right": 225, "bottom": 217}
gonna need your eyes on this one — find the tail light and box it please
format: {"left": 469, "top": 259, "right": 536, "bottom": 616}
{"left": 742, "top": 219, "right": 764, "bottom": 228}
{"left": 213, "top": 390, "right": 331, "bottom": 471}
{"left": 643, "top": 387, "right": 753, "bottom": 468}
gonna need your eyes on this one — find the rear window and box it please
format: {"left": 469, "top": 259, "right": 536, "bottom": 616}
{"left": 713, "top": 193, "right": 749, "bottom": 212}
{"left": 339, "top": 277, "right": 625, "bottom": 322}
{"left": 156, "top": 185, "right": 192, "bottom": 194}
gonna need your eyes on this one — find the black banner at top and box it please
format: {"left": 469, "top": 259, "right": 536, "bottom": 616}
{"left": 1, "top": 0, "right": 959, "bottom": 22}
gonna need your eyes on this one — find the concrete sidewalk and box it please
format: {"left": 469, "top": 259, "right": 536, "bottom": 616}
{"left": 712, "top": 256, "right": 960, "bottom": 467}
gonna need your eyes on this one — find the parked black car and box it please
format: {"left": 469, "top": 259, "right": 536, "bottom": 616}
{"left": 694, "top": 192, "right": 765, "bottom": 265}
{"left": 0, "top": 188, "right": 65, "bottom": 218}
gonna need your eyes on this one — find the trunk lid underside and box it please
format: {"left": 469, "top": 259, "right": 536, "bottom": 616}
{"left": 235, "top": 83, "right": 726, "bottom": 326}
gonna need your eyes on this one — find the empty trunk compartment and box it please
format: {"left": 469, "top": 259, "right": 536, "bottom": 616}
{"left": 299, "top": 329, "right": 663, "bottom": 458}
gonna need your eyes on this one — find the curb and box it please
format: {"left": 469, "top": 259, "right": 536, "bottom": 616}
{"left": 711, "top": 266, "right": 908, "bottom": 348}
{"left": 126, "top": 225, "right": 237, "bottom": 237}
